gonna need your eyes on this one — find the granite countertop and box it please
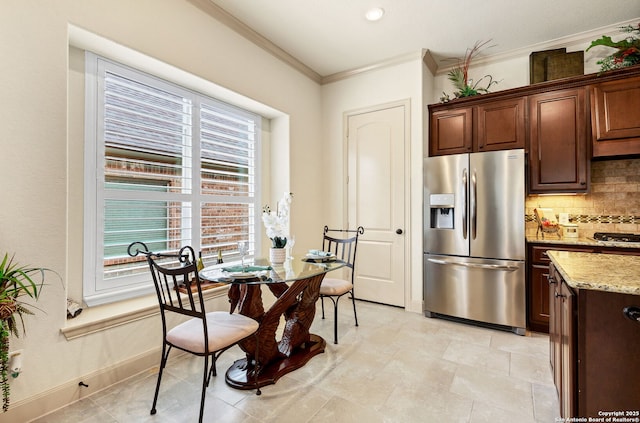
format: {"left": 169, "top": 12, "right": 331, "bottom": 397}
{"left": 547, "top": 250, "right": 640, "bottom": 295}
{"left": 526, "top": 235, "right": 640, "bottom": 249}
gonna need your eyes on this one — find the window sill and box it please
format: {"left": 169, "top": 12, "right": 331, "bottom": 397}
{"left": 61, "top": 285, "right": 230, "bottom": 340}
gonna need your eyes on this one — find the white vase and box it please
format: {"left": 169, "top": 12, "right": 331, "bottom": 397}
{"left": 269, "top": 247, "right": 286, "bottom": 264}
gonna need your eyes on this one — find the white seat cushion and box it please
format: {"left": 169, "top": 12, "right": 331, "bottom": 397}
{"left": 319, "top": 277, "right": 353, "bottom": 296}
{"left": 166, "top": 311, "right": 259, "bottom": 354}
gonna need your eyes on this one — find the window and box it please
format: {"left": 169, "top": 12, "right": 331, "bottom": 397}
{"left": 84, "top": 54, "right": 261, "bottom": 306}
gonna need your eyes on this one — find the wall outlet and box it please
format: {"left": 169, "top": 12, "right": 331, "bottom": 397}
{"left": 8, "top": 350, "right": 23, "bottom": 378}
{"left": 558, "top": 212, "right": 570, "bottom": 224}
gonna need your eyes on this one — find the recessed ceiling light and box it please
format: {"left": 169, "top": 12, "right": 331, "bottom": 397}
{"left": 365, "top": 7, "right": 385, "bottom": 22}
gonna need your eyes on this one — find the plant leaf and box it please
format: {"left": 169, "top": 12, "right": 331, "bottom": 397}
{"left": 587, "top": 35, "right": 633, "bottom": 51}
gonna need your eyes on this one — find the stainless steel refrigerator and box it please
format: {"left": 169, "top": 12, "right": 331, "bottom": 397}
{"left": 423, "top": 149, "right": 525, "bottom": 335}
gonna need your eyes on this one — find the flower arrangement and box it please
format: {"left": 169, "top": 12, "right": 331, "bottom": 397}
{"left": 587, "top": 23, "right": 640, "bottom": 72}
{"left": 262, "top": 192, "right": 293, "bottom": 248}
{"left": 441, "top": 40, "right": 499, "bottom": 102}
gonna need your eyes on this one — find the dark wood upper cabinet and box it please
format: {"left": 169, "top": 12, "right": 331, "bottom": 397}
{"left": 429, "top": 98, "right": 525, "bottom": 156}
{"left": 429, "top": 107, "right": 472, "bottom": 156}
{"left": 427, "top": 66, "right": 640, "bottom": 192}
{"left": 528, "top": 88, "right": 589, "bottom": 193}
{"left": 591, "top": 75, "right": 640, "bottom": 157}
{"left": 475, "top": 97, "right": 526, "bottom": 151}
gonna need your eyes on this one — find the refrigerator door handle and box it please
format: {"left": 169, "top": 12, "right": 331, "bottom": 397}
{"left": 462, "top": 168, "right": 468, "bottom": 240}
{"left": 427, "top": 257, "right": 519, "bottom": 271}
{"left": 471, "top": 170, "right": 477, "bottom": 240}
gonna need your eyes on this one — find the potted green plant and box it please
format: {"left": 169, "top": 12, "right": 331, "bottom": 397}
{"left": 0, "top": 253, "right": 53, "bottom": 412}
{"left": 587, "top": 23, "right": 640, "bottom": 72}
{"left": 441, "top": 40, "right": 499, "bottom": 102}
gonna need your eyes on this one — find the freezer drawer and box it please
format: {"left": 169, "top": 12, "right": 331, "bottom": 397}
{"left": 424, "top": 254, "right": 526, "bottom": 332}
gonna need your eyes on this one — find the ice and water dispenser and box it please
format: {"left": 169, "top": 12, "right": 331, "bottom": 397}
{"left": 429, "top": 193, "right": 455, "bottom": 229}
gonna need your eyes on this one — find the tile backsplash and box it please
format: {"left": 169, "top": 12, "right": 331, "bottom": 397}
{"left": 526, "top": 158, "right": 640, "bottom": 237}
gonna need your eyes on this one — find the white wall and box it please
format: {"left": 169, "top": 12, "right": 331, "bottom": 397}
{"left": 321, "top": 57, "right": 429, "bottom": 313}
{"left": 0, "top": 0, "right": 322, "bottom": 417}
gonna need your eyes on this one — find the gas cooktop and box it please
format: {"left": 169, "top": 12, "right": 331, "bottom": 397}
{"left": 593, "top": 232, "right": 640, "bottom": 243}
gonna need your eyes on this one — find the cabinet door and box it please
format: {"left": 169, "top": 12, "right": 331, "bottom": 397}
{"left": 578, "top": 290, "right": 640, "bottom": 417}
{"left": 530, "top": 264, "right": 550, "bottom": 332}
{"left": 429, "top": 107, "right": 472, "bottom": 156}
{"left": 475, "top": 97, "right": 526, "bottom": 151}
{"left": 560, "top": 281, "right": 576, "bottom": 418}
{"left": 591, "top": 76, "right": 640, "bottom": 157}
{"left": 548, "top": 265, "right": 562, "bottom": 396}
{"left": 528, "top": 88, "right": 589, "bottom": 193}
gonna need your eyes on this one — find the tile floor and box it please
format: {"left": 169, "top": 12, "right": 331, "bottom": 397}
{"left": 32, "top": 301, "right": 559, "bottom": 422}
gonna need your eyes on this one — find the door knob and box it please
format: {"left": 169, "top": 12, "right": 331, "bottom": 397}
{"left": 396, "top": 229, "right": 403, "bottom": 234}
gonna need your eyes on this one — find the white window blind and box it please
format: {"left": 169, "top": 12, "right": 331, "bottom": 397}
{"left": 84, "top": 54, "right": 260, "bottom": 306}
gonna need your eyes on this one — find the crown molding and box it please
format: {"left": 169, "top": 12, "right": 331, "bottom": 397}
{"left": 321, "top": 51, "right": 425, "bottom": 84}
{"left": 422, "top": 49, "right": 438, "bottom": 75}
{"left": 189, "top": 0, "right": 323, "bottom": 83}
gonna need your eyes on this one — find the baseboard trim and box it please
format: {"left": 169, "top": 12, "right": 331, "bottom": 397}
{"left": 4, "top": 348, "right": 162, "bottom": 422}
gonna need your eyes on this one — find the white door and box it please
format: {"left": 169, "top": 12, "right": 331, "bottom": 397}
{"left": 347, "top": 102, "right": 407, "bottom": 307}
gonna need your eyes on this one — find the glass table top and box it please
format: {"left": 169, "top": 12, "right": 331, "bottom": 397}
{"left": 199, "top": 258, "right": 346, "bottom": 285}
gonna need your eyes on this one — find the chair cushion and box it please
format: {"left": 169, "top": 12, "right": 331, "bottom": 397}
{"left": 166, "top": 311, "right": 259, "bottom": 354}
{"left": 319, "top": 277, "right": 353, "bottom": 296}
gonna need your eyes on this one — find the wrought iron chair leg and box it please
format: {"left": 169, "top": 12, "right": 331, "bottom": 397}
{"left": 333, "top": 297, "right": 340, "bottom": 344}
{"left": 198, "top": 355, "right": 208, "bottom": 423}
{"left": 151, "top": 344, "right": 171, "bottom": 415}
{"left": 351, "top": 291, "right": 359, "bottom": 327}
{"left": 321, "top": 296, "right": 326, "bottom": 319}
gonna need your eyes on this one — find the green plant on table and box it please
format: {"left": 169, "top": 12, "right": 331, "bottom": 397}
{"left": 0, "top": 253, "right": 54, "bottom": 412}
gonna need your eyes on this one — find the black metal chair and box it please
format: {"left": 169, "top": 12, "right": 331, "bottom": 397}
{"left": 318, "top": 226, "right": 364, "bottom": 344}
{"left": 128, "top": 242, "right": 260, "bottom": 423}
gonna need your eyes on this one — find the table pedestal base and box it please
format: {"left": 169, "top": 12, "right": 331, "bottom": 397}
{"left": 225, "top": 334, "right": 326, "bottom": 390}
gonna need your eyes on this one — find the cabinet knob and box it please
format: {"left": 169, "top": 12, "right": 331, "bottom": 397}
{"left": 548, "top": 275, "right": 556, "bottom": 285}
{"left": 623, "top": 306, "right": 640, "bottom": 324}
{"left": 396, "top": 229, "right": 403, "bottom": 235}
{"left": 555, "top": 292, "right": 566, "bottom": 299}
{"left": 580, "top": 181, "right": 586, "bottom": 186}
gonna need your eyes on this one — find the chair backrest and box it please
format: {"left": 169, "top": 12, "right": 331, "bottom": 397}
{"left": 321, "top": 226, "right": 365, "bottom": 281}
{"left": 127, "top": 242, "right": 208, "bottom": 338}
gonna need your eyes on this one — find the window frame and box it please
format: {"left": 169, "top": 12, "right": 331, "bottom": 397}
{"left": 83, "top": 53, "right": 262, "bottom": 306}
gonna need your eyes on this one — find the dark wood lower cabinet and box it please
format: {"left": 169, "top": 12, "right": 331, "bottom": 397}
{"left": 548, "top": 268, "right": 561, "bottom": 398}
{"left": 559, "top": 281, "right": 575, "bottom": 418}
{"left": 577, "top": 289, "right": 640, "bottom": 417}
{"left": 527, "top": 243, "right": 595, "bottom": 333}
{"left": 530, "top": 263, "right": 551, "bottom": 332}
{"left": 549, "top": 262, "right": 640, "bottom": 419}
{"left": 548, "top": 264, "right": 576, "bottom": 417}
{"left": 527, "top": 242, "right": 639, "bottom": 333}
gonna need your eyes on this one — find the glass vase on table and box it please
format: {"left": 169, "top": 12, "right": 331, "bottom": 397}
{"left": 287, "top": 235, "right": 296, "bottom": 259}
{"left": 237, "top": 241, "right": 249, "bottom": 271}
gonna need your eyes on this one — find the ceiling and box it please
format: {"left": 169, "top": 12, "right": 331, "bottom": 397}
{"left": 207, "top": 0, "right": 640, "bottom": 78}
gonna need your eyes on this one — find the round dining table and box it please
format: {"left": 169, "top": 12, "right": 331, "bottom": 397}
{"left": 199, "top": 257, "right": 345, "bottom": 390}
